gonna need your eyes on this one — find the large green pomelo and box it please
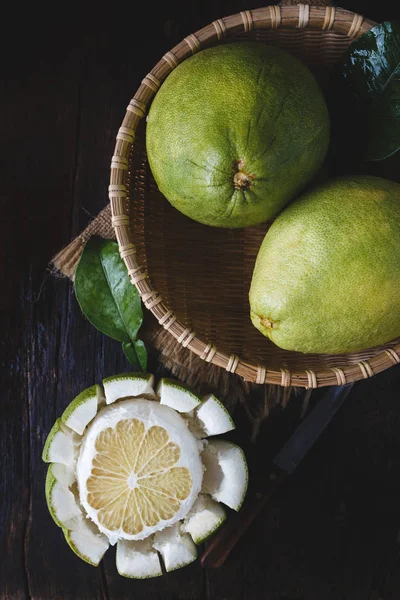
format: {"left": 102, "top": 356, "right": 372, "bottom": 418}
{"left": 249, "top": 176, "right": 400, "bottom": 354}
{"left": 146, "top": 42, "right": 330, "bottom": 228}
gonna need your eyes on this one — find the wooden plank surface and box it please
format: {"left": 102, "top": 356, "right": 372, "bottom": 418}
{"left": 2, "top": 1, "right": 400, "bottom": 598}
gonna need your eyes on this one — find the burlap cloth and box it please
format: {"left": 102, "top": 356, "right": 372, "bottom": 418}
{"left": 51, "top": 205, "right": 295, "bottom": 435}
{"left": 51, "top": 0, "right": 333, "bottom": 433}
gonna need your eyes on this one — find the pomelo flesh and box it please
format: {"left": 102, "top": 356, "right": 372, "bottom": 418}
{"left": 146, "top": 42, "right": 330, "bottom": 228}
{"left": 249, "top": 176, "right": 400, "bottom": 354}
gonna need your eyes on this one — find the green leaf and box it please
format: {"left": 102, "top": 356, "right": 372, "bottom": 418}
{"left": 74, "top": 237, "right": 143, "bottom": 343}
{"left": 341, "top": 20, "right": 400, "bottom": 161}
{"left": 122, "top": 341, "right": 148, "bottom": 371}
{"left": 133, "top": 340, "right": 147, "bottom": 371}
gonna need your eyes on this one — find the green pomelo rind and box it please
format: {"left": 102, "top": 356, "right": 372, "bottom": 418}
{"left": 157, "top": 378, "right": 202, "bottom": 412}
{"left": 102, "top": 372, "right": 154, "bottom": 384}
{"left": 45, "top": 466, "right": 63, "bottom": 527}
{"left": 102, "top": 372, "right": 155, "bottom": 404}
{"left": 189, "top": 516, "right": 226, "bottom": 545}
{"left": 62, "top": 518, "right": 109, "bottom": 567}
{"left": 153, "top": 527, "right": 198, "bottom": 573}
{"left": 45, "top": 465, "right": 81, "bottom": 529}
{"left": 201, "top": 440, "right": 249, "bottom": 511}
{"left": 62, "top": 529, "right": 107, "bottom": 567}
{"left": 42, "top": 419, "right": 62, "bottom": 463}
{"left": 195, "top": 394, "right": 235, "bottom": 436}
{"left": 116, "top": 539, "right": 163, "bottom": 579}
{"left": 61, "top": 384, "right": 102, "bottom": 435}
{"left": 42, "top": 419, "right": 76, "bottom": 465}
{"left": 182, "top": 495, "right": 227, "bottom": 544}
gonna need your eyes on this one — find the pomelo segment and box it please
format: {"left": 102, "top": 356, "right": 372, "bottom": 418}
{"left": 116, "top": 538, "right": 162, "bottom": 579}
{"left": 45, "top": 465, "right": 81, "bottom": 528}
{"left": 153, "top": 523, "right": 197, "bottom": 572}
{"left": 61, "top": 384, "right": 104, "bottom": 435}
{"left": 62, "top": 515, "right": 109, "bottom": 567}
{"left": 42, "top": 419, "right": 78, "bottom": 466}
{"left": 194, "top": 395, "right": 235, "bottom": 437}
{"left": 182, "top": 494, "right": 226, "bottom": 544}
{"left": 201, "top": 440, "right": 248, "bottom": 511}
{"left": 103, "top": 373, "right": 155, "bottom": 404}
{"left": 157, "top": 378, "right": 201, "bottom": 413}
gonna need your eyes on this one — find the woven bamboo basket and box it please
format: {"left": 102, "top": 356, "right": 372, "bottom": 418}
{"left": 109, "top": 3, "right": 400, "bottom": 389}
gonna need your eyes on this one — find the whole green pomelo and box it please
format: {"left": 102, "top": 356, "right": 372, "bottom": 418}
{"left": 146, "top": 42, "right": 330, "bottom": 228}
{"left": 249, "top": 176, "right": 400, "bottom": 354}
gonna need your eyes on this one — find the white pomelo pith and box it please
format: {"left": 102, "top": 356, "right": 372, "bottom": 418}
{"left": 45, "top": 465, "right": 81, "bottom": 527}
{"left": 153, "top": 523, "right": 197, "bottom": 572}
{"left": 42, "top": 419, "right": 79, "bottom": 466}
{"left": 157, "top": 378, "right": 202, "bottom": 412}
{"left": 194, "top": 395, "right": 235, "bottom": 437}
{"left": 201, "top": 440, "right": 248, "bottom": 511}
{"left": 103, "top": 373, "right": 155, "bottom": 405}
{"left": 76, "top": 399, "right": 203, "bottom": 544}
{"left": 50, "top": 462, "right": 76, "bottom": 487}
{"left": 182, "top": 494, "right": 226, "bottom": 544}
{"left": 116, "top": 538, "right": 162, "bottom": 579}
{"left": 62, "top": 515, "right": 109, "bottom": 566}
{"left": 61, "top": 384, "right": 104, "bottom": 435}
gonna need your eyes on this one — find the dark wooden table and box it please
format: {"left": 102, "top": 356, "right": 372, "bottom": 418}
{"left": 3, "top": 1, "right": 400, "bottom": 598}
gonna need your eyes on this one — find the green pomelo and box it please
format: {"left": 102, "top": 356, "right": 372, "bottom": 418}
{"left": 249, "top": 176, "right": 400, "bottom": 354}
{"left": 146, "top": 42, "right": 330, "bottom": 228}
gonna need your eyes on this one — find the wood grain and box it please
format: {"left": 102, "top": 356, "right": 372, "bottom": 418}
{"left": 2, "top": 1, "right": 400, "bottom": 599}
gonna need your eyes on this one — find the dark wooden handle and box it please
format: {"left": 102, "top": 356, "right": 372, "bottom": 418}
{"left": 200, "top": 468, "right": 287, "bottom": 569}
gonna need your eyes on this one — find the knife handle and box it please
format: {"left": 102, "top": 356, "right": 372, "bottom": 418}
{"left": 200, "top": 466, "right": 287, "bottom": 569}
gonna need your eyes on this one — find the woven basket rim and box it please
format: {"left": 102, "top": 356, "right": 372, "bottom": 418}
{"left": 108, "top": 3, "right": 398, "bottom": 389}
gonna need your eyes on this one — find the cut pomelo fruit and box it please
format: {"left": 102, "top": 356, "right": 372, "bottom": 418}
{"left": 194, "top": 395, "right": 235, "bottom": 437}
{"left": 116, "top": 538, "right": 162, "bottom": 579}
{"left": 43, "top": 372, "right": 248, "bottom": 575}
{"left": 42, "top": 419, "right": 78, "bottom": 466}
{"left": 61, "top": 384, "right": 104, "bottom": 435}
{"left": 157, "top": 378, "right": 201, "bottom": 412}
{"left": 103, "top": 373, "right": 155, "bottom": 405}
{"left": 76, "top": 399, "right": 203, "bottom": 544}
{"left": 45, "top": 465, "right": 81, "bottom": 527}
{"left": 201, "top": 440, "right": 248, "bottom": 511}
{"left": 153, "top": 523, "right": 197, "bottom": 572}
{"left": 182, "top": 494, "right": 226, "bottom": 544}
{"left": 62, "top": 515, "right": 109, "bottom": 566}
